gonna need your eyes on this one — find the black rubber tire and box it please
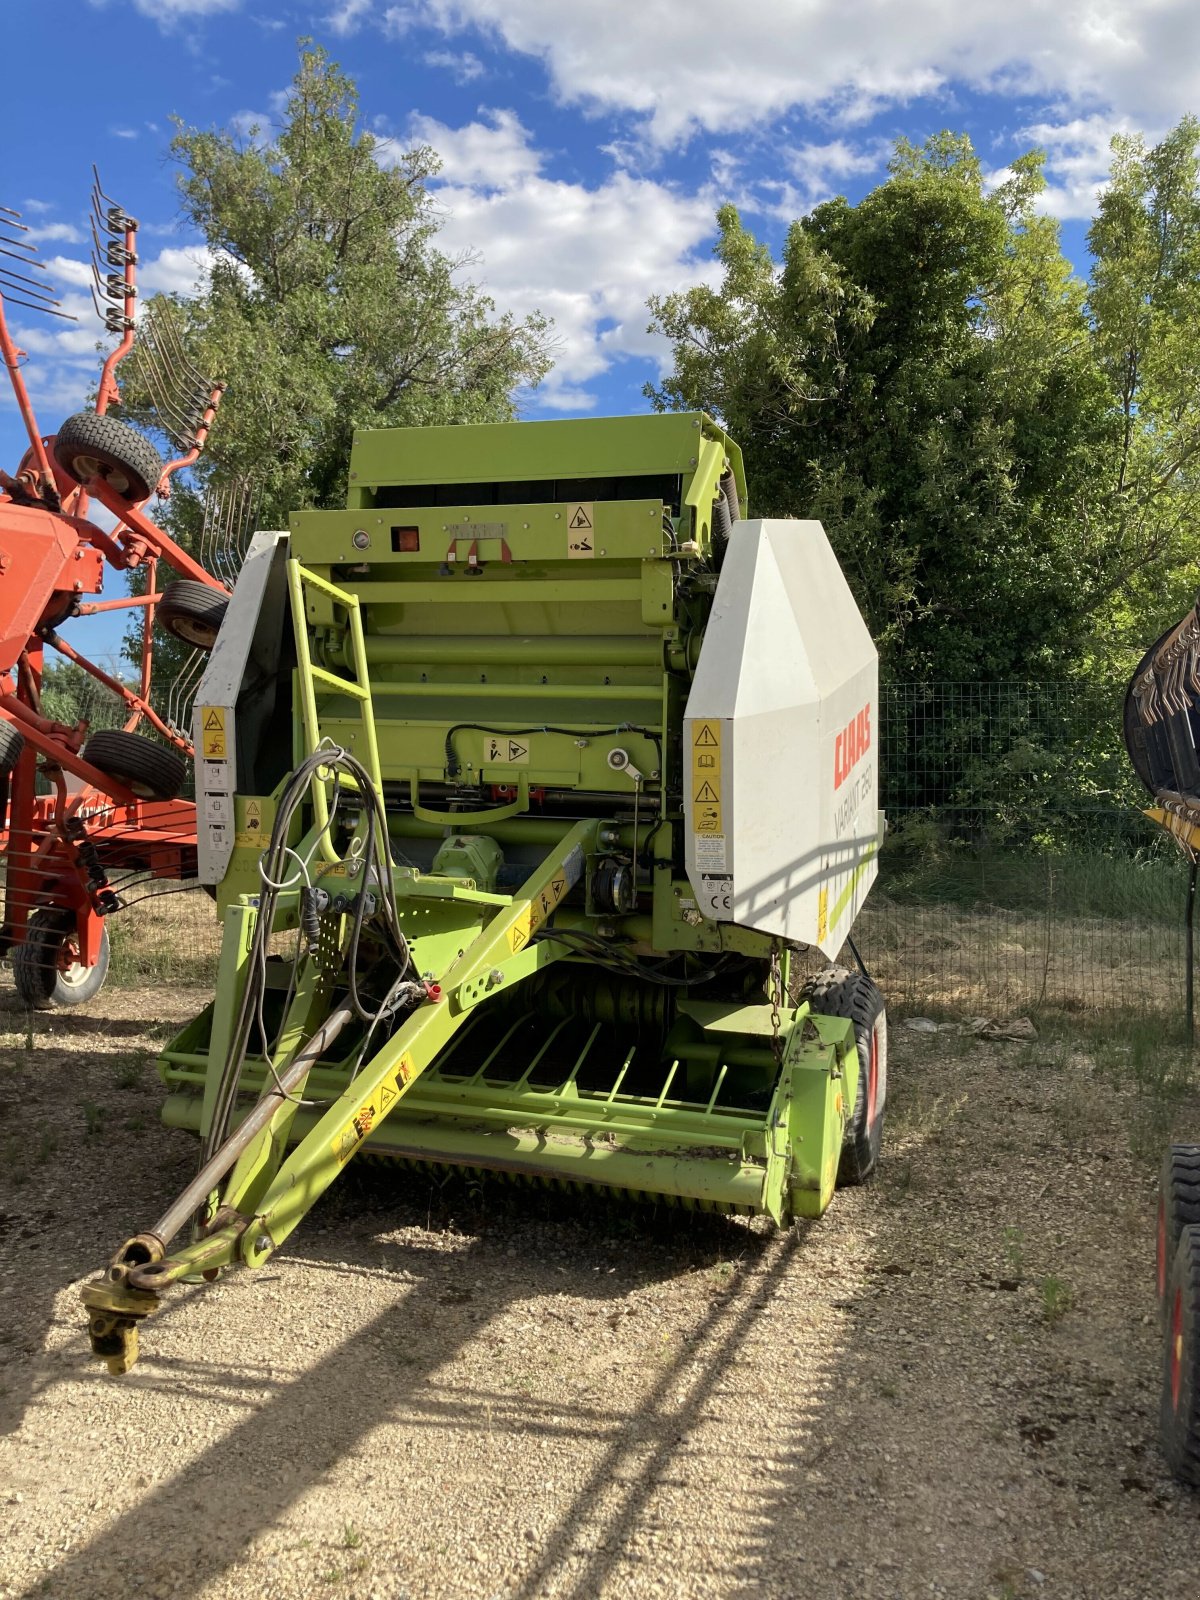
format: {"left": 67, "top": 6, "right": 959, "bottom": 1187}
{"left": 82, "top": 729, "right": 185, "bottom": 801}
{"left": 52, "top": 410, "right": 163, "bottom": 503}
{"left": 800, "top": 964, "right": 888, "bottom": 1184}
{"left": 1159, "top": 1145, "right": 1200, "bottom": 1318}
{"left": 1162, "top": 1223, "right": 1200, "bottom": 1484}
{"left": 0, "top": 720, "right": 25, "bottom": 774}
{"left": 12, "top": 909, "right": 110, "bottom": 1009}
{"left": 156, "top": 579, "right": 229, "bottom": 651}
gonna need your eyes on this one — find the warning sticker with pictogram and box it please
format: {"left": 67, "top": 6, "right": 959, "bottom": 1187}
{"left": 199, "top": 705, "right": 228, "bottom": 760}
{"left": 330, "top": 1056, "right": 411, "bottom": 1163}
{"left": 484, "top": 736, "right": 530, "bottom": 764}
{"left": 509, "top": 867, "right": 569, "bottom": 952}
{"left": 688, "top": 719, "right": 724, "bottom": 835}
{"left": 566, "top": 503, "right": 595, "bottom": 559}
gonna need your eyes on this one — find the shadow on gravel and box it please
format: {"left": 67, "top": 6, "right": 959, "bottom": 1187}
{"left": 19, "top": 1170, "right": 782, "bottom": 1600}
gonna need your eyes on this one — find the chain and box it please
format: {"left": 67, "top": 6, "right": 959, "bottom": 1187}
{"left": 768, "top": 944, "right": 783, "bottom": 1065}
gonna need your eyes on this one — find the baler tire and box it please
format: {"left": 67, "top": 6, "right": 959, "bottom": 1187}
{"left": 52, "top": 411, "right": 163, "bottom": 504}
{"left": 156, "top": 580, "right": 229, "bottom": 651}
{"left": 12, "top": 910, "right": 110, "bottom": 1009}
{"left": 1162, "top": 1223, "right": 1200, "bottom": 1484}
{"left": 82, "top": 730, "right": 185, "bottom": 802}
{"left": 0, "top": 720, "right": 25, "bottom": 774}
{"left": 1159, "top": 1145, "right": 1200, "bottom": 1320}
{"left": 800, "top": 964, "right": 887, "bottom": 1185}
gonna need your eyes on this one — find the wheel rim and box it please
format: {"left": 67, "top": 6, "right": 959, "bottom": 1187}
{"left": 72, "top": 453, "right": 133, "bottom": 497}
{"left": 867, "top": 1019, "right": 880, "bottom": 1126}
{"left": 171, "top": 615, "right": 219, "bottom": 649}
{"left": 1173, "top": 1285, "right": 1185, "bottom": 1411}
{"left": 56, "top": 948, "right": 92, "bottom": 989}
{"left": 1159, "top": 1197, "right": 1169, "bottom": 1301}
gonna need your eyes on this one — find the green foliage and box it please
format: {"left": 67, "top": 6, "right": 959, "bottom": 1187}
{"left": 38, "top": 659, "right": 124, "bottom": 732}
{"left": 649, "top": 133, "right": 1111, "bottom": 679}
{"left": 118, "top": 42, "right": 553, "bottom": 672}
{"left": 650, "top": 123, "right": 1200, "bottom": 689}
{"left": 1086, "top": 117, "right": 1200, "bottom": 660}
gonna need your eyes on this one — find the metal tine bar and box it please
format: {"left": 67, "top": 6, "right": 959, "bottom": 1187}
{"left": 0, "top": 291, "right": 77, "bottom": 321}
{"left": 91, "top": 165, "right": 133, "bottom": 235}
{"left": 603, "top": 1041, "right": 637, "bottom": 1103}
{"left": 0, "top": 243, "right": 45, "bottom": 269}
{"left": 0, "top": 267, "right": 58, "bottom": 299}
{"left": 654, "top": 1058, "right": 680, "bottom": 1109}
{"left": 0, "top": 205, "right": 26, "bottom": 222}
{"left": 511, "top": 1016, "right": 573, "bottom": 1090}
{"left": 140, "top": 335, "right": 197, "bottom": 429}
{"left": 463, "top": 1013, "right": 530, "bottom": 1085}
{"left": 0, "top": 229, "right": 39, "bottom": 256}
{"left": 165, "top": 649, "right": 205, "bottom": 729}
{"left": 141, "top": 361, "right": 194, "bottom": 445}
{"left": 703, "top": 1062, "right": 729, "bottom": 1116}
{"left": 559, "top": 1022, "right": 602, "bottom": 1094}
{"left": 154, "top": 302, "right": 211, "bottom": 389}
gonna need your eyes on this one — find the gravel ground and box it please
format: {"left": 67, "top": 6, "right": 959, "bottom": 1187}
{"left": 1, "top": 986, "right": 1200, "bottom": 1599}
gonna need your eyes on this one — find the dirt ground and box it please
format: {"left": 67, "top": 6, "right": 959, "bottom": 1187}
{"left": 1, "top": 985, "right": 1199, "bottom": 1600}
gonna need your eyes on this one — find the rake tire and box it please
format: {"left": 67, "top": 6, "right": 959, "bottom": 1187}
{"left": 0, "top": 721, "right": 25, "bottom": 774}
{"left": 12, "top": 909, "right": 110, "bottom": 1009}
{"left": 83, "top": 729, "right": 185, "bottom": 801}
{"left": 156, "top": 580, "right": 229, "bottom": 651}
{"left": 53, "top": 411, "right": 163, "bottom": 504}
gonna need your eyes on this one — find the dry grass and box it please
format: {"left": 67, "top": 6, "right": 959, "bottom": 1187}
{"left": 856, "top": 894, "right": 1186, "bottom": 1021}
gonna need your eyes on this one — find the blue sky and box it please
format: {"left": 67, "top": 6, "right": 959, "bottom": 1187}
{"left": 1, "top": 0, "right": 1194, "bottom": 664}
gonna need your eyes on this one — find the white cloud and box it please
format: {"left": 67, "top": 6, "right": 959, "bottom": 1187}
{"left": 406, "top": 108, "right": 543, "bottom": 188}
{"left": 327, "top": 0, "right": 373, "bottom": 33}
{"left": 25, "top": 222, "right": 85, "bottom": 246}
{"left": 409, "top": 111, "right": 719, "bottom": 408}
{"left": 88, "top": 0, "right": 240, "bottom": 21}
{"left": 423, "top": 48, "right": 484, "bottom": 83}
{"left": 110, "top": 127, "right": 139, "bottom": 141}
{"left": 1017, "top": 112, "right": 1139, "bottom": 219}
{"left": 405, "top": 0, "right": 1200, "bottom": 146}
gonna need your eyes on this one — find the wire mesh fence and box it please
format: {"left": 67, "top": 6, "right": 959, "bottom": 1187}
{"left": 4, "top": 676, "right": 1192, "bottom": 1022}
{"left": 854, "top": 680, "right": 1190, "bottom": 1024}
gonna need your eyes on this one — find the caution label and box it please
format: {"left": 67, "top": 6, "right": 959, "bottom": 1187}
{"left": 509, "top": 867, "right": 569, "bottom": 953}
{"left": 566, "top": 502, "right": 595, "bottom": 559}
{"left": 484, "top": 735, "right": 530, "bottom": 765}
{"left": 199, "top": 705, "right": 227, "bottom": 760}
{"left": 330, "top": 1052, "right": 414, "bottom": 1164}
{"left": 689, "top": 719, "right": 724, "bottom": 836}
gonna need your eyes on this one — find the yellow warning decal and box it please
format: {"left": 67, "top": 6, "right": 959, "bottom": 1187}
{"left": 817, "top": 886, "right": 829, "bottom": 943}
{"left": 509, "top": 868, "right": 569, "bottom": 953}
{"left": 689, "top": 720, "right": 724, "bottom": 834}
{"left": 330, "top": 1053, "right": 414, "bottom": 1164}
{"left": 199, "top": 705, "right": 227, "bottom": 760}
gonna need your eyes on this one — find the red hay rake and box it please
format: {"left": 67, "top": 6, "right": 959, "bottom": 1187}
{"left": 0, "top": 171, "right": 233, "bottom": 1005}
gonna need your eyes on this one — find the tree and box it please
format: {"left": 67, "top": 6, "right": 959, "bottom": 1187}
{"left": 648, "top": 134, "right": 1113, "bottom": 681}
{"left": 1085, "top": 117, "right": 1200, "bottom": 650}
{"left": 119, "top": 41, "right": 552, "bottom": 673}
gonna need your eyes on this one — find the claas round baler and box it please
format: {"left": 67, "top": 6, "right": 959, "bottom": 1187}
{"left": 83, "top": 412, "right": 886, "bottom": 1373}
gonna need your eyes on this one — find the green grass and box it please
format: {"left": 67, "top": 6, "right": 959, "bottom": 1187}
{"left": 879, "top": 825, "right": 1183, "bottom": 923}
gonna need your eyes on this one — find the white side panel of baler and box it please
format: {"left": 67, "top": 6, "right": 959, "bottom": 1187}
{"left": 683, "top": 518, "right": 881, "bottom": 957}
{"left": 193, "top": 531, "right": 287, "bottom": 885}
